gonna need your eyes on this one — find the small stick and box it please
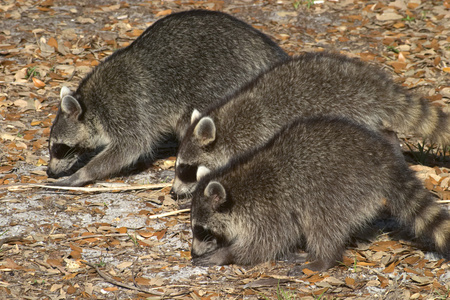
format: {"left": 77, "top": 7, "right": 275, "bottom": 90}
{"left": 148, "top": 209, "right": 190, "bottom": 219}
{"left": 81, "top": 261, "right": 164, "bottom": 296}
{"left": 67, "top": 233, "right": 129, "bottom": 241}
{"left": 2, "top": 182, "right": 172, "bottom": 192}
{"left": 436, "top": 200, "right": 450, "bottom": 204}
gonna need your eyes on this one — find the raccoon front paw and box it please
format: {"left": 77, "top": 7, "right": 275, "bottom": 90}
{"left": 192, "top": 255, "right": 218, "bottom": 266}
{"left": 47, "top": 172, "right": 89, "bottom": 187}
{"left": 192, "top": 247, "right": 234, "bottom": 266}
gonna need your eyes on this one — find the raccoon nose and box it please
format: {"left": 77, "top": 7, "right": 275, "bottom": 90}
{"left": 169, "top": 187, "right": 177, "bottom": 199}
{"left": 46, "top": 168, "right": 56, "bottom": 178}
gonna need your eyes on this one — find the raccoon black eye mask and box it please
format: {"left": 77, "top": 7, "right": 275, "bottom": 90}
{"left": 45, "top": 9, "right": 288, "bottom": 187}
{"left": 50, "top": 143, "right": 77, "bottom": 160}
{"left": 176, "top": 164, "right": 198, "bottom": 183}
{"left": 47, "top": 144, "right": 104, "bottom": 179}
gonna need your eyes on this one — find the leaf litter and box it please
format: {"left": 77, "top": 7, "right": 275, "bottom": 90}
{"left": 1, "top": 0, "right": 450, "bottom": 299}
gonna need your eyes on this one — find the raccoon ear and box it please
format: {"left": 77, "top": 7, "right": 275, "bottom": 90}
{"left": 60, "top": 86, "right": 71, "bottom": 99}
{"left": 204, "top": 181, "right": 227, "bottom": 211}
{"left": 196, "top": 165, "right": 211, "bottom": 181}
{"left": 61, "top": 95, "right": 82, "bottom": 119}
{"left": 191, "top": 109, "right": 202, "bottom": 124}
{"left": 194, "top": 117, "right": 216, "bottom": 146}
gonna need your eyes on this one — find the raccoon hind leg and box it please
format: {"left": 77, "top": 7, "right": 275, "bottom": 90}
{"left": 289, "top": 225, "right": 348, "bottom": 274}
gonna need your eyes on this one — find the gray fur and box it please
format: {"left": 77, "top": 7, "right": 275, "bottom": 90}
{"left": 173, "top": 51, "right": 450, "bottom": 195}
{"left": 190, "top": 117, "right": 450, "bottom": 272}
{"left": 47, "top": 10, "right": 288, "bottom": 186}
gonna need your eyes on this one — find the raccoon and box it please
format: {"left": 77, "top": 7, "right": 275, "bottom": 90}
{"left": 190, "top": 117, "right": 450, "bottom": 272}
{"left": 46, "top": 10, "right": 288, "bottom": 186}
{"left": 173, "top": 51, "right": 450, "bottom": 195}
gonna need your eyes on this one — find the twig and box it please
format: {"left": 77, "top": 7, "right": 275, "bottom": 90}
{"left": 148, "top": 209, "right": 190, "bottom": 219}
{"left": 0, "top": 81, "right": 30, "bottom": 86}
{"left": 436, "top": 200, "right": 450, "bottom": 204}
{"left": 67, "top": 233, "right": 129, "bottom": 241}
{"left": 81, "top": 261, "right": 164, "bottom": 296}
{"left": 1, "top": 182, "right": 172, "bottom": 192}
{"left": 0, "top": 236, "right": 27, "bottom": 248}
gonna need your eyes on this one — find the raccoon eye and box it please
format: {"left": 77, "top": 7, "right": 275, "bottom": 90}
{"left": 177, "top": 163, "right": 198, "bottom": 183}
{"left": 51, "top": 143, "right": 76, "bottom": 160}
{"left": 192, "top": 225, "right": 215, "bottom": 243}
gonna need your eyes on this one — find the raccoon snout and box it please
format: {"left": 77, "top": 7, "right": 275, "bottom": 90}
{"left": 190, "top": 248, "right": 200, "bottom": 259}
{"left": 169, "top": 187, "right": 177, "bottom": 199}
{"left": 46, "top": 168, "right": 57, "bottom": 178}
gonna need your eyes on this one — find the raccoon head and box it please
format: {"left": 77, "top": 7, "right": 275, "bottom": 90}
{"left": 172, "top": 110, "right": 218, "bottom": 196}
{"left": 191, "top": 181, "right": 233, "bottom": 258}
{"left": 47, "top": 87, "right": 106, "bottom": 178}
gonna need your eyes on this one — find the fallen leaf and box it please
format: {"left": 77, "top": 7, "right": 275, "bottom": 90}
{"left": 135, "top": 277, "right": 151, "bottom": 285}
{"left": 376, "top": 11, "right": 403, "bottom": 21}
{"left": 32, "top": 77, "right": 45, "bottom": 88}
{"left": 156, "top": 9, "right": 172, "bottom": 17}
{"left": 47, "top": 37, "right": 58, "bottom": 49}
{"left": 117, "top": 261, "right": 133, "bottom": 269}
{"left": 345, "top": 277, "right": 355, "bottom": 286}
{"left": 67, "top": 285, "right": 76, "bottom": 294}
{"left": 153, "top": 229, "right": 167, "bottom": 240}
{"left": 76, "top": 16, "right": 95, "bottom": 24}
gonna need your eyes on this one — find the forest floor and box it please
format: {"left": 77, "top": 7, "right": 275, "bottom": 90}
{"left": 1, "top": 0, "right": 450, "bottom": 299}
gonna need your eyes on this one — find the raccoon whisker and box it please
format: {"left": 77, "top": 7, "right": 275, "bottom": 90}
{"left": 63, "top": 147, "right": 77, "bottom": 159}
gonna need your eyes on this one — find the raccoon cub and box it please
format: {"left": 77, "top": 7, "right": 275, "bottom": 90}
{"left": 46, "top": 10, "right": 288, "bottom": 186}
{"left": 173, "top": 51, "right": 450, "bottom": 195}
{"left": 190, "top": 117, "right": 450, "bottom": 272}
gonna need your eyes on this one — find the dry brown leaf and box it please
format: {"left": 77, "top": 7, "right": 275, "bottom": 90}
{"left": 76, "top": 16, "right": 95, "bottom": 24}
{"left": 376, "top": 11, "right": 403, "bottom": 21}
{"left": 32, "top": 77, "right": 45, "bottom": 88}
{"left": 46, "top": 259, "right": 62, "bottom": 267}
{"left": 153, "top": 229, "right": 167, "bottom": 240}
{"left": 118, "top": 227, "right": 128, "bottom": 234}
{"left": 70, "top": 250, "right": 82, "bottom": 260}
{"left": 135, "top": 277, "right": 151, "bottom": 285}
{"left": 3, "top": 258, "right": 23, "bottom": 270}
{"left": 410, "top": 275, "right": 432, "bottom": 285}
{"left": 377, "top": 275, "right": 389, "bottom": 288}
{"left": 14, "top": 68, "right": 28, "bottom": 83}
{"left": 383, "top": 261, "right": 399, "bottom": 273}
{"left": 47, "top": 37, "right": 58, "bottom": 49}
{"left": 67, "top": 285, "right": 76, "bottom": 294}
{"left": 345, "top": 277, "right": 355, "bottom": 286}
{"left": 136, "top": 230, "right": 153, "bottom": 238}
{"left": 156, "top": 9, "right": 172, "bottom": 17}
{"left": 0, "top": 166, "right": 13, "bottom": 173}
{"left": 117, "top": 261, "right": 133, "bottom": 269}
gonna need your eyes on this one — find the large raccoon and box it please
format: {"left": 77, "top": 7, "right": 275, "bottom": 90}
{"left": 173, "top": 51, "right": 450, "bottom": 195}
{"left": 190, "top": 117, "right": 450, "bottom": 272}
{"left": 47, "top": 10, "right": 288, "bottom": 186}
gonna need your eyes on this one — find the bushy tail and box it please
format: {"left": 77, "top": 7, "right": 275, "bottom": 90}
{"left": 393, "top": 183, "right": 450, "bottom": 258}
{"left": 392, "top": 92, "right": 450, "bottom": 146}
